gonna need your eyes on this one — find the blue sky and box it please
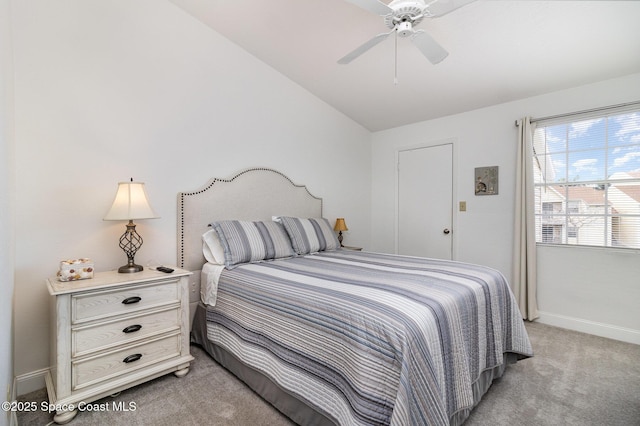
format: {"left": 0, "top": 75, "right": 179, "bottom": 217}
{"left": 539, "top": 112, "right": 640, "bottom": 183}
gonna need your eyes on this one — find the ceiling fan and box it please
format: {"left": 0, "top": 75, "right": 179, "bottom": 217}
{"left": 338, "top": 0, "right": 476, "bottom": 65}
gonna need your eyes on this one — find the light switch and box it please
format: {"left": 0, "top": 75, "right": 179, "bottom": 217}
{"left": 459, "top": 201, "right": 467, "bottom": 212}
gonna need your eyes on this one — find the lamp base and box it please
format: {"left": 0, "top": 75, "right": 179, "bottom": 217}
{"left": 116, "top": 220, "right": 144, "bottom": 273}
{"left": 118, "top": 263, "right": 143, "bottom": 273}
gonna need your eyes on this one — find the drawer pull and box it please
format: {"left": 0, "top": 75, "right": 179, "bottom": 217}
{"left": 122, "top": 324, "right": 142, "bottom": 334}
{"left": 123, "top": 353, "right": 142, "bottom": 363}
{"left": 122, "top": 296, "right": 142, "bottom": 305}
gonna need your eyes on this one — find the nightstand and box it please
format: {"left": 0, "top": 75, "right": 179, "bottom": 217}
{"left": 342, "top": 245, "right": 363, "bottom": 251}
{"left": 45, "top": 268, "right": 193, "bottom": 424}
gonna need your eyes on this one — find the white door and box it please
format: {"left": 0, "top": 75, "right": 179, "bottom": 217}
{"left": 398, "top": 143, "right": 453, "bottom": 259}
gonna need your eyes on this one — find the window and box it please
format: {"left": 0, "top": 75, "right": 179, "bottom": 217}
{"left": 533, "top": 109, "right": 640, "bottom": 249}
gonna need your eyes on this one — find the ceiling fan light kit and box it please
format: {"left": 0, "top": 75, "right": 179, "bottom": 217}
{"left": 339, "top": 0, "right": 475, "bottom": 65}
{"left": 396, "top": 21, "right": 415, "bottom": 37}
{"left": 384, "top": 1, "right": 426, "bottom": 35}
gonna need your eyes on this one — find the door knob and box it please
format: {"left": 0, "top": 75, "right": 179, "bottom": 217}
{"left": 443, "top": 228, "right": 451, "bottom": 234}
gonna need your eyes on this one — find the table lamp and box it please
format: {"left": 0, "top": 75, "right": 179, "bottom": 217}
{"left": 104, "top": 179, "right": 159, "bottom": 273}
{"left": 334, "top": 218, "right": 348, "bottom": 247}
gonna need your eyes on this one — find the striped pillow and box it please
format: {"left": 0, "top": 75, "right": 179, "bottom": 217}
{"left": 210, "top": 220, "right": 294, "bottom": 268}
{"left": 276, "top": 217, "right": 340, "bottom": 255}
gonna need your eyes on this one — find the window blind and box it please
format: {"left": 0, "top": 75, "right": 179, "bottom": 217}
{"left": 532, "top": 103, "right": 640, "bottom": 249}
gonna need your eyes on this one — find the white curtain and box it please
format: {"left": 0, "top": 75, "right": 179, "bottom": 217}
{"left": 513, "top": 117, "right": 539, "bottom": 320}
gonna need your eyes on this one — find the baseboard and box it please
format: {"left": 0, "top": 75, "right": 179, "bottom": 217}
{"left": 8, "top": 409, "right": 17, "bottom": 426}
{"left": 9, "top": 407, "right": 17, "bottom": 426}
{"left": 6, "top": 376, "right": 18, "bottom": 426}
{"left": 12, "top": 376, "right": 16, "bottom": 400}
{"left": 14, "top": 367, "right": 49, "bottom": 397}
{"left": 5, "top": 370, "right": 44, "bottom": 426}
{"left": 537, "top": 311, "right": 640, "bottom": 345}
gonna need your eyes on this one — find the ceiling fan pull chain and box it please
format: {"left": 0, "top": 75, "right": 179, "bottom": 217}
{"left": 394, "top": 29, "right": 399, "bottom": 85}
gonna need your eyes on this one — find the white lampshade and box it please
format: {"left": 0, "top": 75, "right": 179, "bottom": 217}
{"left": 104, "top": 181, "right": 159, "bottom": 221}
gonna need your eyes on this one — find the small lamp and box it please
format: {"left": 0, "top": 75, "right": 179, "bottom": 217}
{"left": 334, "top": 218, "right": 348, "bottom": 247}
{"left": 104, "top": 179, "right": 159, "bottom": 273}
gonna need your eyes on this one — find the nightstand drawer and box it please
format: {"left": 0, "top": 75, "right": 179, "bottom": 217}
{"left": 73, "top": 308, "right": 181, "bottom": 357}
{"left": 73, "top": 333, "right": 181, "bottom": 390}
{"left": 73, "top": 280, "right": 179, "bottom": 323}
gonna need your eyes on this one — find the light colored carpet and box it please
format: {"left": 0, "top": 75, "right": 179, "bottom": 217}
{"left": 465, "top": 322, "right": 640, "bottom": 426}
{"left": 17, "top": 322, "right": 640, "bottom": 425}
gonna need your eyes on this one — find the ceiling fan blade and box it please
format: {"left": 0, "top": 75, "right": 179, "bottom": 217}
{"left": 427, "top": 0, "right": 476, "bottom": 17}
{"left": 338, "top": 31, "right": 393, "bottom": 64}
{"left": 343, "top": 0, "right": 393, "bottom": 16}
{"left": 411, "top": 30, "right": 449, "bottom": 64}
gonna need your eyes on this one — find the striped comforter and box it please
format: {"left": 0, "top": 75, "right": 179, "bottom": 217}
{"left": 205, "top": 250, "right": 533, "bottom": 425}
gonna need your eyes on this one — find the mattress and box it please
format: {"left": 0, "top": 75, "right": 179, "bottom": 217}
{"left": 195, "top": 250, "right": 533, "bottom": 425}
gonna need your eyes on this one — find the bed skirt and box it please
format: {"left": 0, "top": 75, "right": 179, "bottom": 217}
{"left": 191, "top": 302, "right": 517, "bottom": 426}
{"left": 191, "top": 302, "right": 335, "bottom": 426}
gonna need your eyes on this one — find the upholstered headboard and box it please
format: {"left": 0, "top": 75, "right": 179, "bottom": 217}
{"left": 177, "top": 168, "right": 323, "bottom": 274}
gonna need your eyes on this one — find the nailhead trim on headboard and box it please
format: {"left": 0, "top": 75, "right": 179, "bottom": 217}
{"left": 177, "top": 167, "right": 323, "bottom": 269}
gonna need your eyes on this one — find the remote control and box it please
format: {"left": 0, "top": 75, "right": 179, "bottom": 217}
{"left": 156, "top": 266, "right": 174, "bottom": 273}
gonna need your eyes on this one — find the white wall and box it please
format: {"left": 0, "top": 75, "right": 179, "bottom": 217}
{"left": 11, "top": 0, "right": 640, "bottom": 398}
{"left": 1, "top": 0, "right": 15, "bottom": 422}
{"left": 372, "top": 73, "right": 640, "bottom": 344}
{"left": 12, "top": 0, "right": 371, "bottom": 394}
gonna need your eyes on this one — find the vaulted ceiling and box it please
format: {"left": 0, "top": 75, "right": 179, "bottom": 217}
{"left": 169, "top": 0, "right": 640, "bottom": 131}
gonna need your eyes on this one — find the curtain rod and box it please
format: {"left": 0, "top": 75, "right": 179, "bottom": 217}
{"left": 515, "top": 100, "right": 640, "bottom": 127}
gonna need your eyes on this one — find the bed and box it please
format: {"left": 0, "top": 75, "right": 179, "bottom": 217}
{"left": 178, "top": 168, "right": 533, "bottom": 426}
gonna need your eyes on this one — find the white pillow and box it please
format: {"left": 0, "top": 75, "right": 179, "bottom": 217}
{"left": 202, "top": 229, "right": 225, "bottom": 265}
